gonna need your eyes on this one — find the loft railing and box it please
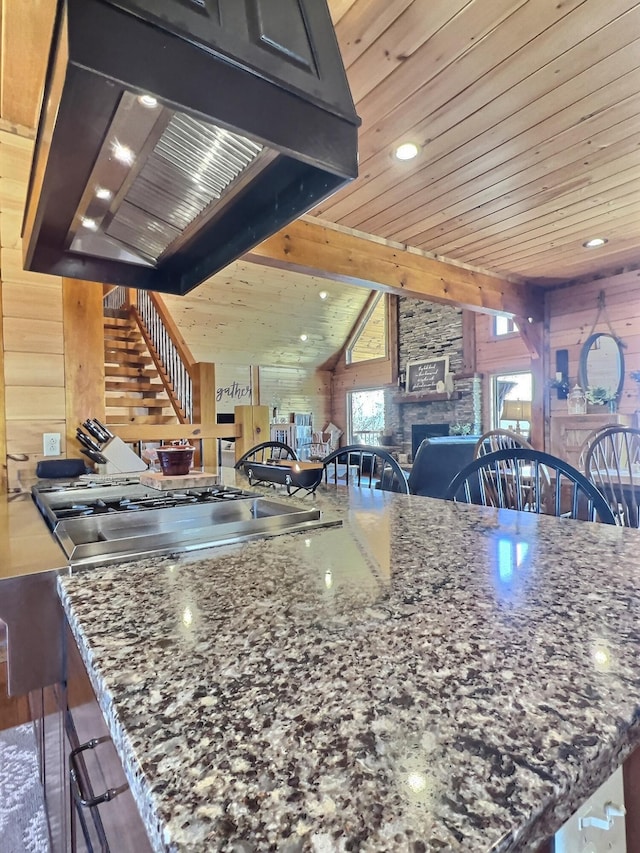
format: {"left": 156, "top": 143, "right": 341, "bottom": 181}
{"left": 135, "top": 290, "right": 193, "bottom": 422}
{"left": 103, "top": 285, "right": 128, "bottom": 312}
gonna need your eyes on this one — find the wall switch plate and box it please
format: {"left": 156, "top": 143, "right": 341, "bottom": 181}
{"left": 43, "top": 433, "right": 61, "bottom": 456}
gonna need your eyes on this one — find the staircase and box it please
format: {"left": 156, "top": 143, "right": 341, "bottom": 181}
{"left": 103, "top": 309, "right": 179, "bottom": 426}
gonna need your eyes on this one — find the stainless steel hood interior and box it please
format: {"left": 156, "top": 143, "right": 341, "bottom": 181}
{"left": 23, "top": 0, "right": 360, "bottom": 294}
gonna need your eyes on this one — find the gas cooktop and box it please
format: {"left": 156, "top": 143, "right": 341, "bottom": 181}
{"left": 31, "top": 480, "right": 339, "bottom": 570}
{"left": 34, "top": 482, "right": 256, "bottom": 523}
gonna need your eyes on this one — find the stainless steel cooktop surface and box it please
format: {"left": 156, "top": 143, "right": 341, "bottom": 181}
{"left": 32, "top": 480, "right": 340, "bottom": 571}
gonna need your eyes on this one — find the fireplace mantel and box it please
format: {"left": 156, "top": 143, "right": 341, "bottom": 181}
{"left": 394, "top": 391, "right": 462, "bottom": 404}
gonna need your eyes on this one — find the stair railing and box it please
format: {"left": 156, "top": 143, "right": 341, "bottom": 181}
{"left": 103, "top": 285, "right": 128, "bottom": 312}
{"left": 132, "top": 290, "right": 195, "bottom": 423}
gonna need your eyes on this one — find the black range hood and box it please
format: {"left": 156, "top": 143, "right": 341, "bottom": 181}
{"left": 23, "top": 0, "right": 360, "bottom": 295}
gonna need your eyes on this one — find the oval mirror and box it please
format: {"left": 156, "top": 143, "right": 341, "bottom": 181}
{"left": 578, "top": 332, "right": 624, "bottom": 399}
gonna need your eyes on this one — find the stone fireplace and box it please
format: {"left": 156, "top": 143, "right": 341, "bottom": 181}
{"left": 387, "top": 298, "right": 482, "bottom": 459}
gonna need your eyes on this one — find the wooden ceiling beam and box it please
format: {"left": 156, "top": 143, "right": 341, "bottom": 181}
{"left": 245, "top": 218, "right": 544, "bottom": 322}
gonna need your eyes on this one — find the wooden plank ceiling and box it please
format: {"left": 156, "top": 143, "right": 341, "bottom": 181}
{"left": 325, "top": 0, "right": 640, "bottom": 285}
{"left": 161, "top": 261, "right": 372, "bottom": 369}
{"left": 2, "top": 0, "right": 639, "bottom": 370}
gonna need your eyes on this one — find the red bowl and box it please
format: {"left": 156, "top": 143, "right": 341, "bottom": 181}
{"left": 157, "top": 445, "right": 194, "bottom": 476}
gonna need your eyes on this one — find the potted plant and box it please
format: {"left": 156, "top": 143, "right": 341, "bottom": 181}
{"left": 585, "top": 386, "right": 618, "bottom": 413}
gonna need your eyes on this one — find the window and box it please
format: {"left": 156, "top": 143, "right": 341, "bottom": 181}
{"left": 494, "top": 315, "right": 518, "bottom": 336}
{"left": 492, "top": 372, "right": 532, "bottom": 435}
{"left": 346, "top": 293, "right": 387, "bottom": 364}
{"left": 348, "top": 388, "right": 385, "bottom": 444}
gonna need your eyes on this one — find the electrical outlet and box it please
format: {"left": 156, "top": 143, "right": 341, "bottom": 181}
{"left": 43, "top": 433, "right": 61, "bottom": 456}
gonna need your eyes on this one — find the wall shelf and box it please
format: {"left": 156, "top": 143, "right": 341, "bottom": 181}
{"left": 393, "top": 391, "right": 462, "bottom": 404}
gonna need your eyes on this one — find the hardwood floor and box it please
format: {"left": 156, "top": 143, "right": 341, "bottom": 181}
{"left": 0, "top": 624, "right": 32, "bottom": 729}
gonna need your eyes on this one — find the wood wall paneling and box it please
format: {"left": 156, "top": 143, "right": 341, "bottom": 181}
{"left": 0, "top": 129, "right": 66, "bottom": 489}
{"left": 547, "top": 271, "right": 640, "bottom": 420}
{"left": 0, "top": 280, "right": 5, "bottom": 492}
{"left": 2, "top": 316, "right": 63, "bottom": 353}
{"left": 3, "top": 351, "right": 64, "bottom": 387}
{"left": 475, "top": 313, "right": 534, "bottom": 440}
{"left": 62, "top": 279, "right": 106, "bottom": 455}
{"left": 259, "top": 366, "right": 331, "bottom": 432}
{"left": 0, "top": 0, "right": 57, "bottom": 130}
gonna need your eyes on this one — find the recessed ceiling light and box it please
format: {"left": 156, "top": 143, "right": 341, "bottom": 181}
{"left": 138, "top": 94, "right": 158, "bottom": 109}
{"left": 395, "top": 142, "right": 419, "bottom": 161}
{"left": 583, "top": 237, "right": 608, "bottom": 248}
{"left": 300, "top": 333, "right": 308, "bottom": 342}
{"left": 81, "top": 217, "right": 98, "bottom": 231}
{"left": 319, "top": 290, "right": 328, "bottom": 300}
{"left": 111, "top": 140, "right": 135, "bottom": 165}
{"left": 95, "top": 186, "right": 112, "bottom": 201}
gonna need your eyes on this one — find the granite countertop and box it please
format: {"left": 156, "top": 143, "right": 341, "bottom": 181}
{"left": 58, "top": 484, "right": 640, "bottom": 852}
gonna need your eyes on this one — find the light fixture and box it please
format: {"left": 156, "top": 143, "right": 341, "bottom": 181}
{"left": 395, "top": 142, "right": 419, "bottom": 161}
{"left": 138, "top": 94, "right": 158, "bottom": 108}
{"left": 81, "top": 217, "right": 98, "bottom": 231}
{"left": 95, "top": 186, "right": 113, "bottom": 200}
{"left": 501, "top": 399, "right": 532, "bottom": 434}
{"left": 300, "top": 333, "right": 308, "bottom": 342}
{"left": 583, "top": 237, "right": 608, "bottom": 248}
{"left": 319, "top": 290, "right": 328, "bottom": 300}
{"left": 111, "top": 140, "right": 135, "bottom": 165}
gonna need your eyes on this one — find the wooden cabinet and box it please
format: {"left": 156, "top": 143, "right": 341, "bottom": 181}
{"left": 550, "top": 413, "right": 631, "bottom": 469}
{"left": 33, "top": 624, "right": 152, "bottom": 852}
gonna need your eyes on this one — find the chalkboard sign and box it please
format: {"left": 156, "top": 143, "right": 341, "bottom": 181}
{"left": 406, "top": 356, "right": 449, "bottom": 394}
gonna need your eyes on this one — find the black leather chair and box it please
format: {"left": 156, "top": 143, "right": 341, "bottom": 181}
{"left": 407, "top": 436, "right": 479, "bottom": 498}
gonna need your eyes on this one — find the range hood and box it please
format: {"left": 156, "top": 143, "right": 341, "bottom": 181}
{"left": 22, "top": 0, "right": 360, "bottom": 295}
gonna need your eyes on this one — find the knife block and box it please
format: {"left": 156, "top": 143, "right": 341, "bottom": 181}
{"left": 99, "top": 436, "right": 147, "bottom": 474}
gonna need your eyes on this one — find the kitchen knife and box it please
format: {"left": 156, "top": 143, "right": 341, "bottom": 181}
{"left": 83, "top": 420, "right": 105, "bottom": 443}
{"left": 92, "top": 418, "right": 114, "bottom": 441}
{"left": 80, "top": 448, "right": 108, "bottom": 465}
{"left": 90, "top": 419, "right": 111, "bottom": 443}
{"left": 76, "top": 430, "right": 103, "bottom": 454}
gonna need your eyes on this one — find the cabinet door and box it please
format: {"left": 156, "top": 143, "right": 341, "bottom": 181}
{"left": 66, "top": 625, "right": 152, "bottom": 853}
{"left": 30, "top": 685, "right": 68, "bottom": 853}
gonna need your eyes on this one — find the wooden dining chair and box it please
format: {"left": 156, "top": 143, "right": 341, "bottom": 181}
{"left": 473, "top": 428, "right": 534, "bottom": 459}
{"left": 584, "top": 427, "right": 640, "bottom": 527}
{"left": 577, "top": 423, "right": 622, "bottom": 470}
{"left": 445, "top": 448, "right": 616, "bottom": 524}
{"left": 234, "top": 441, "right": 298, "bottom": 468}
{"left": 322, "top": 445, "right": 409, "bottom": 493}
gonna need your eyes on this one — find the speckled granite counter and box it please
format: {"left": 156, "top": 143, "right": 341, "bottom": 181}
{"left": 58, "top": 484, "right": 640, "bottom": 852}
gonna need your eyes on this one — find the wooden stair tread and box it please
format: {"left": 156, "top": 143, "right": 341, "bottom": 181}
{"left": 106, "top": 396, "right": 174, "bottom": 407}
{"left": 105, "top": 380, "right": 164, "bottom": 391}
{"left": 104, "top": 340, "right": 146, "bottom": 352}
{"left": 104, "top": 353, "right": 153, "bottom": 364}
{"left": 104, "top": 366, "right": 158, "bottom": 378}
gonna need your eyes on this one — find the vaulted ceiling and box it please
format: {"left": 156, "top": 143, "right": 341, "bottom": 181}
{"left": 2, "top": 0, "right": 639, "bottom": 369}
{"left": 324, "top": 0, "right": 640, "bottom": 286}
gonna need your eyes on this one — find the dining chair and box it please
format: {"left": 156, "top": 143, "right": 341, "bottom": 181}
{"left": 473, "top": 428, "right": 533, "bottom": 459}
{"left": 322, "top": 444, "right": 409, "bottom": 493}
{"left": 584, "top": 427, "right": 640, "bottom": 527}
{"left": 234, "top": 441, "right": 298, "bottom": 468}
{"left": 445, "top": 448, "right": 616, "bottom": 524}
{"left": 577, "top": 423, "right": 621, "bottom": 470}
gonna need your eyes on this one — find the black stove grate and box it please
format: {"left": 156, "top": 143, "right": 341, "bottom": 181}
{"left": 49, "top": 485, "right": 255, "bottom": 520}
